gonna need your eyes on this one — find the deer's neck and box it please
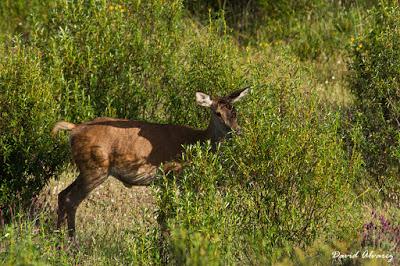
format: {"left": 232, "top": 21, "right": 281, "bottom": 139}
{"left": 205, "top": 114, "right": 227, "bottom": 147}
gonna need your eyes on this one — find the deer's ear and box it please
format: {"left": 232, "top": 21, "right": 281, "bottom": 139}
{"left": 228, "top": 87, "right": 251, "bottom": 103}
{"left": 196, "top": 92, "right": 213, "bottom": 107}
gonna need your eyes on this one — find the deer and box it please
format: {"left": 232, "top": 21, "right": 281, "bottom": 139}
{"left": 52, "top": 88, "right": 250, "bottom": 238}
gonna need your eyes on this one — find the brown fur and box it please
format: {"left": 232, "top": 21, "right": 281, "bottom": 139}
{"left": 53, "top": 88, "right": 249, "bottom": 238}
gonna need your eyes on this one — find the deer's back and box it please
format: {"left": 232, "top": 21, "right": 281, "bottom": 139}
{"left": 69, "top": 117, "right": 205, "bottom": 173}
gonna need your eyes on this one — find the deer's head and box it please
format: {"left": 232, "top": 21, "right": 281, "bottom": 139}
{"left": 196, "top": 87, "right": 250, "bottom": 142}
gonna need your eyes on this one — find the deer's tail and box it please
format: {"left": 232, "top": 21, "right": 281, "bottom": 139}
{"left": 51, "top": 121, "right": 76, "bottom": 137}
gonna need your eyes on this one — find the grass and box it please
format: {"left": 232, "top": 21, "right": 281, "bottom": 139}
{"left": 1, "top": 166, "right": 159, "bottom": 265}
{"left": 2, "top": 168, "right": 398, "bottom": 265}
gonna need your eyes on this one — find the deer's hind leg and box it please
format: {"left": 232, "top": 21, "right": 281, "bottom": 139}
{"left": 57, "top": 179, "right": 76, "bottom": 229}
{"left": 57, "top": 167, "right": 108, "bottom": 238}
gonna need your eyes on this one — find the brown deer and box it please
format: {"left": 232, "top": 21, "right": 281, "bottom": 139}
{"left": 52, "top": 88, "right": 250, "bottom": 238}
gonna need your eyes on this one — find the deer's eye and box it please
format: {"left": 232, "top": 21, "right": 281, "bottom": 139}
{"left": 215, "top": 112, "right": 222, "bottom": 117}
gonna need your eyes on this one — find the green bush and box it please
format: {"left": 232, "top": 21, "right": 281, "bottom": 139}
{"left": 349, "top": 1, "right": 400, "bottom": 200}
{"left": 34, "top": 0, "right": 182, "bottom": 122}
{"left": 0, "top": 41, "right": 67, "bottom": 210}
{"left": 156, "top": 48, "right": 364, "bottom": 264}
{"left": 31, "top": 0, "right": 243, "bottom": 123}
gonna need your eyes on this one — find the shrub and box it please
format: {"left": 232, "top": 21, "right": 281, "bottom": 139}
{"left": 33, "top": 0, "right": 183, "bottom": 122}
{"left": 156, "top": 48, "right": 364, "bottom": 264}
{"left": 0, "top": 40, "right": 67, "bottom": 211}
{"left": 348, "top": 1, "right": 400, "bottom": 201}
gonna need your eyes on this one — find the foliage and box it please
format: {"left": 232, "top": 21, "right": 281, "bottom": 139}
{"left": 0, "top": 209, "right": 159, "bottom": 265}
{"left": 0, "top": 41, "right": 68, "bottom": 210}
{"left": 348, "top": 1, "right": 400, "bottom": 201}
{"left": 0, "top": 211, "right": 70, "bottom": 266}
{"left": 156, "top": 49, "right": 364, "bottom": 264}
{"left": 0, "top": 0, "right": 52, "bottom": 37}
{"left": 186, "top": 0, "right": 372, "bottom": 60}
{"left": 362, "top": 209, "right": 400, "bottom": 256}
{"left": 0, "top": 169, "right": 161, "bottom": 266}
